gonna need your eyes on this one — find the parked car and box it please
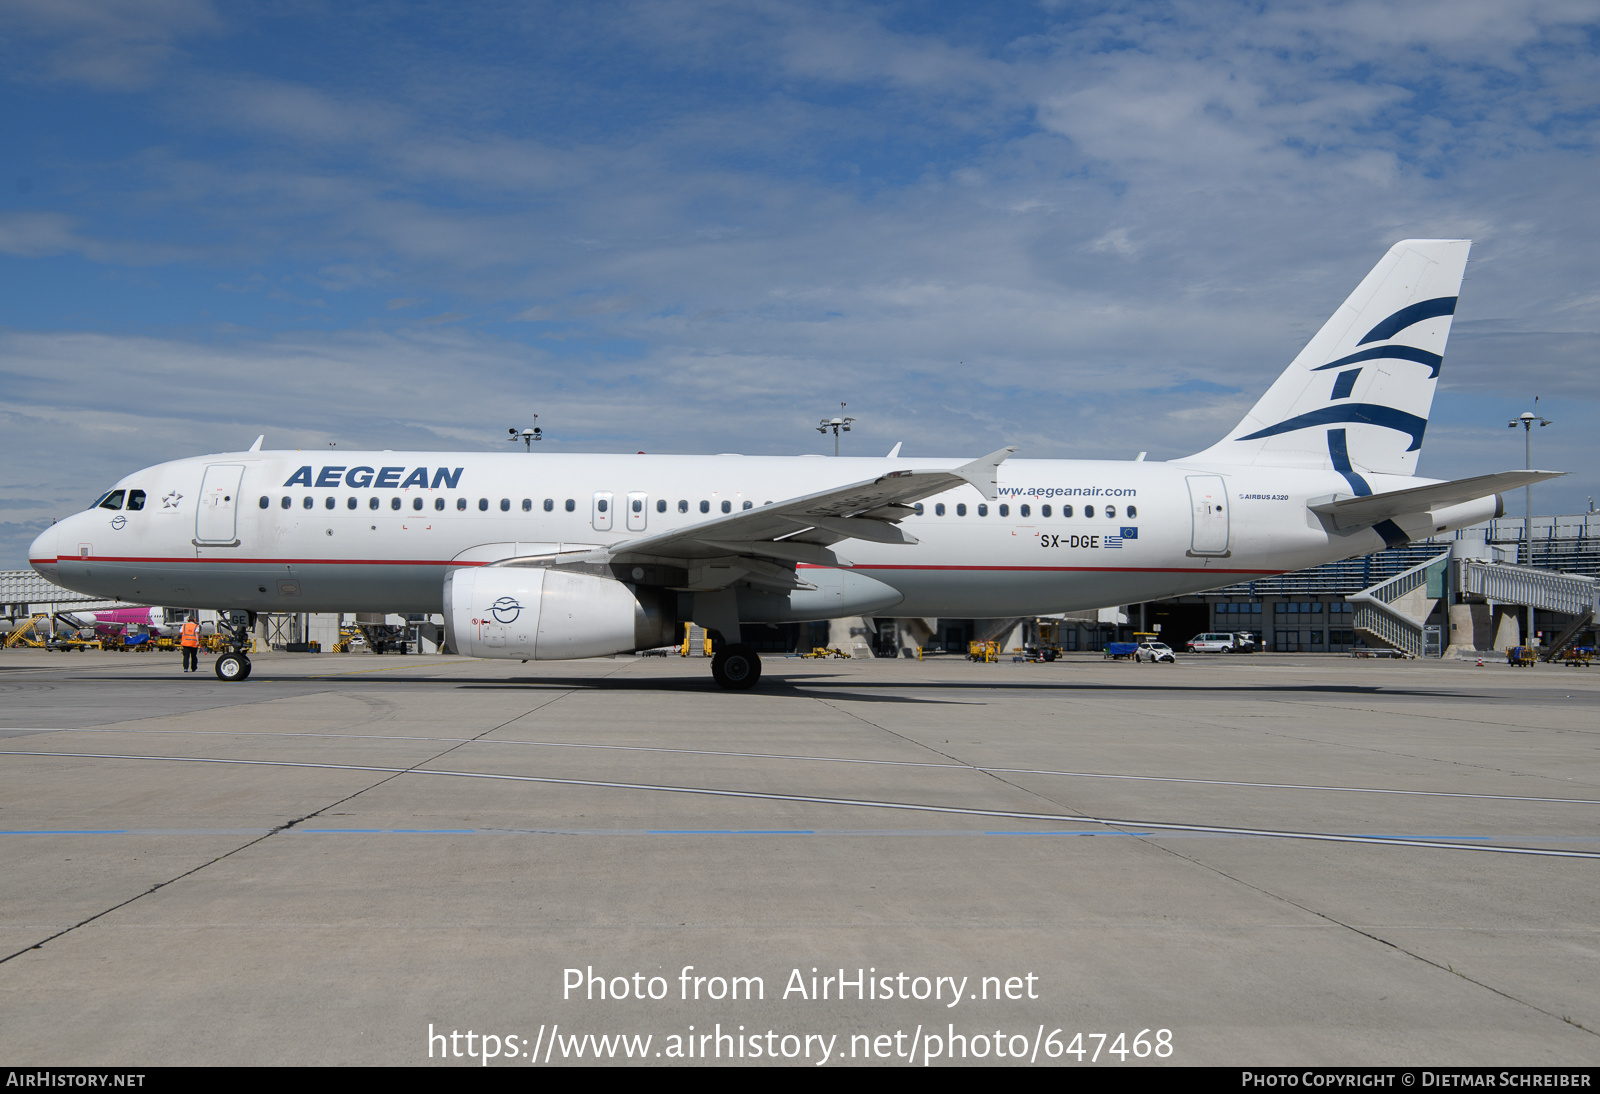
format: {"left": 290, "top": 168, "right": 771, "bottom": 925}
{"left": 1187, "top": 632, "right": 1252, "bottom": 653}
{"left": 1135, "top": 641, "right": 1176, "bottom": 663}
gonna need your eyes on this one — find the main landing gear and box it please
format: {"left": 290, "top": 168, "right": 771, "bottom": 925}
{"left": 213, "top": 609, "right": 256, "bottom": 683}
{"left": 711, "top": 643, "right": 762, "bottom": 690}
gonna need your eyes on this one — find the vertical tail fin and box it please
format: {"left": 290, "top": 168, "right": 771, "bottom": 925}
{"left": 1185, "top": 239, "right": 1471, "bottom": 477}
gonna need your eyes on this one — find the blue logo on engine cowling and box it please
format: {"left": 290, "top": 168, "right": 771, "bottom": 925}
{"left": 490, "top": 597, "right": 522, "bottom": 624}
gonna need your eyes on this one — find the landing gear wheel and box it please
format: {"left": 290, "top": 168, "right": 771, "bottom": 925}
{"left": 711, "top": 644, "right": 762, "bottom": 690}
{"left": 238, "top": 657, "right": 252, "bottom": 680}
{"left": 215, "top": 654, "right": 247, "bottom": 681}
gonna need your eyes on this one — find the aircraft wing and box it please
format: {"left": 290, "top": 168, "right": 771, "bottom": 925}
{"left": 498, "top": 446, "right": 1014, "bottom": 591}
{"left": 1309, "top": 469, "right": 1564, "bottom": 531}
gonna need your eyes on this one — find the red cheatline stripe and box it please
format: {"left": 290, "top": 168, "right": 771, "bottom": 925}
{"left": 53, "top": 554, "right": 1283, "bottom": 576}
{"left": 54, "top": 555, "right": 486, "bottom": 567}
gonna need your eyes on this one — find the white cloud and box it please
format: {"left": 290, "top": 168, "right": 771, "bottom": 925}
{"left": 0, "top": 0, "right": 221, "bottom": 89}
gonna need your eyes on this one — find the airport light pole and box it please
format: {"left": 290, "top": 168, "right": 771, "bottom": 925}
{"left": 817, "top": 404, "right": 855, "bottom": 456}
{"left": 1508, "top": 404, "right": 1551, "bottom": 565}
{"left": 509, "top": 421, "right": 542, "bottom": 451}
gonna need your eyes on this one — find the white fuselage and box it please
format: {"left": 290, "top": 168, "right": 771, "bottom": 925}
{"left": 29, "top": 449, "right": 1492, "bottom": 620}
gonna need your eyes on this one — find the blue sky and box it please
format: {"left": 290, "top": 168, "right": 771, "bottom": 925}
{"left": 3, "top": 0, "right": 1599, "bottom": 566}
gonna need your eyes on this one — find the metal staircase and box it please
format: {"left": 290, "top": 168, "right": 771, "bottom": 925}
{"left": 1347, "top": 551, "right": 1449, "bottom": 658}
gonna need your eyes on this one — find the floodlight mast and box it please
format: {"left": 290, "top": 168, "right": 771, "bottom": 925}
{"left": 1508, "top": 402, "right": 1552, "bottom": 565}
{"left": 815, "top": 403, "right": 855, "bottom": 456}
{"left": 508, "top": 420, "right": 542, "bottom": 452}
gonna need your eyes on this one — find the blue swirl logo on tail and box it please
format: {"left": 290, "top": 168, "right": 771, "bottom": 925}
{"left": 1236, "top": 404, "right": 1428, "bottom": 451}
{"left": 1357, "top": 296, "right": 1456, "bottom": 344}
{"left": 1308, "top": 296, "right": 1456, "bottom": 378}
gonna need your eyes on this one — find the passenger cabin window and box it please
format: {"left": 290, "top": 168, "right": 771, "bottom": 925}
{"left": 522, "top": 499, "right": 532, "bottom": 511}
{"left": 597, "top": 498, "right": 608, "bottom": 513}
{"left": 1106, "top": 505, "right": 1116, "bottom": 519}
{"left": 126, "top": 490, "right": 145, "bottom": 511}
{"left": 391, "top": 497, "right": 401, "bottom": 511}
{"left": 500, "top": 499, "right": 510, "bottom": 512}
{"left": 700, "top": 500, "right": 710, "bottom": 514}
{"left": 327, "top": 497, "right": 337, "bottom": 510}
{"left": 349, "top": 498, "right": 358, "bottom": 510}
{"left": 656, "top": 499, "right": 667, "bottom": 513}
{"left": 1085, "top": 505, "right": 1095, "bottom": 517}
{"left": 436, "top": 498, "right": 446, "bottom": 511}
{"left": 478, "top": 498, "right": 488, "bottom": 511}
{"left": 414, "top": 498, "right": 424, "bottom": 511}
{"left": 458, "top": 498, "right": 467, "bottom": 511}
{"left": 632, "top": 498, "right": 643, "bottom": 513}
{"left": 303, "top": 496, "right": 314, "bottom": 510}
{"left": 935, "top": 503, "right": 946, "bottom": 516}
{"left": 913, "top": 503, "right": 924, "bottom": 515}
{"left": 565, "top": 499, "right": 575, "bottom": 512}
{"left": 998, "top": 504, "right": 1008, "bottom": 517}
{"left": 742, "top": 500, "right": 752, "bottom": 510}
{"left": 956, "top": 503, "right": 966, "bottom": 516}
{"left": 1062, "top": 505, "right": 1073, "bottom": 518}
{"left": 1127, "top": 505, "right": 1137, "bottom": 518}
{"left": 1042, "top": 504, "right": 1052, "bottom": 518}
{"left": 678, "top": 500, "right": 688, "bottom": 513}
{"left": 544, "top": 499, "right": 554, "bottom": 511}
{"left": 98, "top": 490, "right": 125, "bottom": 510}
{"left": 370, "top": 498, "right": 379, "bottom": 510}
{"left": 283, "top": 497, "right": 292, "bottom": 510}
{"left": 977, "top": 503, "right": 987, "bottom": 516}
{"left": 1020, "top": 504, "right": 1030, "bottom": 518}
{"left": 721, "top": 500, "right": 731, "bottom": 513}
{"left": 259, "top": 496, "right": 270, "bottom": 509}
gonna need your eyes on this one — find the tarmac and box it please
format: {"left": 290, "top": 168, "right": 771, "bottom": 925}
{"left": 0, "top": 646, "right": 1596, "bottom": 1066}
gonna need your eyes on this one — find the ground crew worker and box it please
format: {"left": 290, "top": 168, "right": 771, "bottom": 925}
{"left": 181, "top": 613, "right": 201, "bottom": 673}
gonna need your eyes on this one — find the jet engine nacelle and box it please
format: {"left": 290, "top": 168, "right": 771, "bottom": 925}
{"left": 444, "top": 566, "right": 676, "bottom": 660}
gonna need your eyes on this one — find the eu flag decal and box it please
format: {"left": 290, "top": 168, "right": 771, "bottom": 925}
{"left": 1120, "top": 527, "right": 1138, "bottom": 539}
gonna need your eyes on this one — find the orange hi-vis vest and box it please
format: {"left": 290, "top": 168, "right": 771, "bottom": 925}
{"left": 181, "top": 620, "right": 200, "bottom": 647}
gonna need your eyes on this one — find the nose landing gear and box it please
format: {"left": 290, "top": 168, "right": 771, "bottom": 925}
{"left": 213, "top": 609, "right": 255, "bottom": 682}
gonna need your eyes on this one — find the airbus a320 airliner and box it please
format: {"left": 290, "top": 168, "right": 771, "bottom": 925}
{"left": 29, "top": 240, "right": 1559, "bottom": 687}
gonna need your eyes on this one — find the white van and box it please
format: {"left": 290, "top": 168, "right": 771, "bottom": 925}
{"left": 1187, "top": 632, "right": 1253, "bottom": 653}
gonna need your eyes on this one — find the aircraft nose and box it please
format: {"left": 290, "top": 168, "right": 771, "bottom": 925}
{"left": 29, "top": 522, "right": 60, "bottom": 582}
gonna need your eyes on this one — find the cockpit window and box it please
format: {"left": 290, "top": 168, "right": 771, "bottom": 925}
{"left": 97, "top": 490, "right": 126, "bottom": 511}
{"left": 126, "top": 490, "right": 146, "bottom": 511}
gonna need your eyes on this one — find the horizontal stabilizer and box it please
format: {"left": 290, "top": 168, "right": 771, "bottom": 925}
{"left": 1309, "top": 470, "right": 1565, "bottom": 530}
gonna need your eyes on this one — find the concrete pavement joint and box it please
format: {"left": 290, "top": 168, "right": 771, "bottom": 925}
{"left": 0, "top": 686, "right": 582, "bottom": 965}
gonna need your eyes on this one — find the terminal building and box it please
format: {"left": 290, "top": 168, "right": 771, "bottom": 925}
{"left": 7, "top": 513, "right": 1598, "bottom": 660}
